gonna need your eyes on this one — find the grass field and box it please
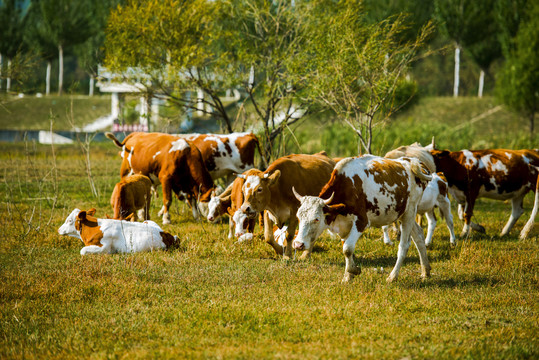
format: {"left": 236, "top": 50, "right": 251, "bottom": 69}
{"left": 1, "top": 97, "right": 538, "bottom": 359}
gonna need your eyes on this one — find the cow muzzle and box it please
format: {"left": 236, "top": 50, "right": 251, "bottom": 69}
{"left": 293, "top": 240, "right": 305, "bottom": 250}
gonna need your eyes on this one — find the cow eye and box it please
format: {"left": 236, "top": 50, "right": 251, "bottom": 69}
{"left": 314, "top": 218, "right": 319, "bottom": 223}
{"left": 257, "top": 188, "right": 263, "bottom": 193}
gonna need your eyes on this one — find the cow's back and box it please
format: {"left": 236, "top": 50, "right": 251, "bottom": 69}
{"left": 267, "top": 153, "right": 336, "bottom": 203}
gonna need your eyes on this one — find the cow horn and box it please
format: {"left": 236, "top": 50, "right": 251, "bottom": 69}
{"left": 292, "top": 187, "right": 303, "bottom": 202}
{"left": 237, "top": 174, "right": 246, "bottom": 179}
{"left": 263, "top": 173, "right": 269, "bottom": 178}
{"left": 323, "top": 192, "right": 334, "bottom": 205}
{"left": 431, "top": 136, "right": 436, "bottom": 149}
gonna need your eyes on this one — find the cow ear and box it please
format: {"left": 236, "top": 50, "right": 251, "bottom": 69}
{"left": 266, "top": 170, "right": 281, "bottom": 185}
{"left": 77, "top": 211, "right": 87, "bottom": 221}
{"left": 323, "top": 203, "right": 347, "bottom": 216}
{"left": 237, "top": 174, "right": 246, "bottom": 179}
{"left": 87, "top": 208, "right": 97, "bottom": 216}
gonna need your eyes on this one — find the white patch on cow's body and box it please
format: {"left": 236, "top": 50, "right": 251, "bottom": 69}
{"left": 505, "top": 152, "right": 512, "bottom": 159}
{"left": 479, "top": 154, "right": 508, "bottom": 174}
{"left": 205, "top": 132, "right": 254, "bottom": 179}
{"left": 152, "top": 151, "right": 161, "bottom": 160}
{"left": 274, "top": 226, "right": 288, "bottom": 246}
{"left": 121, "top": 146, "right": 126, "bottom": 158}
{"left": 169, "top": 139, "right": 190, "bottom": 152}
{"left": 462, "top": 150, "right": 478, "bottom": 167}
{"left": 127, "top": 147, "right": 134, "bottom": 170}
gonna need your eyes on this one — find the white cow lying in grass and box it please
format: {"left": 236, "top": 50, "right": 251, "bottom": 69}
{"left": 58, "top": 208, "right": 179, "bottom": 255}
{"left": 382, "top": 172, "right": 456, "bottom": 247}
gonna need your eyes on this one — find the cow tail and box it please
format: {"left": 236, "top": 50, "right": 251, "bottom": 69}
{"left": 520, "top": 166, "right": 539, "bottom": 239}
{"left": 105, "top": 132, "right": 125, "bottom": 148}
{"left": 410, "top": 158, "right": 433, "bottom": 183}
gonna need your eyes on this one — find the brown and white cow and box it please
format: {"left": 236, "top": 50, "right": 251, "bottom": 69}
{"left": 237, "top": 151, "right": 336, "bottom": 259}
{"left": 292, "top": 155, "right": 432, "bottom": 283}
{"left": 207, "top": 168, "right": 263, "bottom": 239}
{"left": 110, "top": 174, "right": 152, "bottom": 221}
{"left": 105, "top": 132, "right": 214, "bottom": 224}
{"left": 395, "top": 142, "right": 539, "bottom": 239}
{"left": 58, "top": 208, "right": 179, "bottom": 255}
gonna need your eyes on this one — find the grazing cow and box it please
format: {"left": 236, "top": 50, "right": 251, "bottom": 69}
{"left": 207, "top": 169, "right": 263, "bottom": 239}
{"left": 110, "top": 174, "right": 152, "bottom": 221}
{"left": 58, "top": 208, "right": 179, "bottom": 255}
{"left": 105, "top": 132, "right": 215, "bottom": 224}
{"left": 381, "top": 172, "right": 456, "bottom": 247}
{"left": 238, "top": 152, "right": 336, "bottom": 259}
{"left": 292, "top": 155, "right": 432, "bottom": 283}
{"left": 392, "top": 141, "right": 539, "bottom": 238}
{"left": 176, "top": 132, "right": 260, "bottom": 181}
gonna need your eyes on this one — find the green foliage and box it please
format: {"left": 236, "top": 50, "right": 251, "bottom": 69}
{"left": 496, "top": 1, "right": 539, "bottom": 132}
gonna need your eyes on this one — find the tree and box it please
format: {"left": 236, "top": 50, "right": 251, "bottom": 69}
{"left": 0, "top": 0, "right": 28, "bottom": 92}
{"left": 434, "top": 0, "right": 485, "bottom": 97}
{"left": 300, "top": 0, "right": 433, "bottom": 155}
{"left": 105, "top": 0, "right": 235, "bottom": 133}
{"left": 496, "top": 1, "right": 538, "bottom": 135}
{"left": 33, "top": 0, "right": 94, "bottom": 95}
{"left": 222, "top": 0, "right": 312, "bottom": 163}
{"left": 74, "top": 0, "right": 120, "bottom": 96}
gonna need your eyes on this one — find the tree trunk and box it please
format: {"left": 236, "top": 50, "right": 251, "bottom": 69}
{"left": 89, "top": 74, "right": 94, "bottom": 96}
{"left": 58, "top": 44, "right": 64, "bottom": 96}
{"left": 46, "top": 61, "right": 51, "bottom": 96}
{"left": 453, "top": 44, "right": 460, "bottom": 97}
{"left": 6, "top": 59, "right": 11, "bottom": 92}
{"left": 478, "top": 69, "right": 485, "bottom": 98}
{"left": 0, "top": 53, "right": 3, "bottom": 91}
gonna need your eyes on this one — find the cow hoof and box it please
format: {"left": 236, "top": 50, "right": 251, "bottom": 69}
{"left": 421, "top": 265, "right": 431, "bottom": 279}
{"left": 384, "top": 240, "right": 394, "bottom": 246}
{"left": 342, "top": 272, "right": 355, "bottom": 283}
{"left": 162, "top": 219, "right": 171, "bottom": 225}
{"left": 298, "top": 252, "right": 311, "bottom": 260}
{"left": 386, "top": 274, "right": 397, "bottom": 283}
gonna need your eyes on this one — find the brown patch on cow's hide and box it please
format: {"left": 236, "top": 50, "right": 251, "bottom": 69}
{"left": 160, "top": 231, "right": 179, "bottom": 249}
{"left": 76, "top": 215, "right": 104, "bottom": 247}
{"left": 222, "top": 138, "right": 233, "bottom": 155}
{"left": 236, "top": 134, "right": 258, "bottom": 168}
{"left": 368, "top": 160, "right": 409, "bottom": 214}
{"left": 437, "top": 175, "right": 448, "bottom": 197}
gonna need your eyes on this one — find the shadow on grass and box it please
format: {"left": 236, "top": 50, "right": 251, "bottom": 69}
{"left": 402, "top": 275, "right": 502, "bottom": 289}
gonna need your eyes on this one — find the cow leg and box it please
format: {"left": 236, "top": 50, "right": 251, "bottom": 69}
{"left": 461, "top": 193, "right": 485, "bottom": 237}
{"left": 438, "top": 196, "right": 456, "bottom": 246}
{"left": 501, "top": 195, "right": 525, "bottom": 237}
{"left": 189, "top": 197, "right": 201, "bottom": 221}
{"left": 387, "top": 214, "right": 415, "bottom": 283}
{"left": 80, "top": 244, "right": 111, "bottom": 255}
{"left": 160, "top": 179, "right": 173, "bottom": 224}
{"left": 520, "top": 183, "right": 539, "bottom": 240}
{"left": 264, "top": 211, "right": 284, "bottom": 255}
{"left": 458, "top": 203, "right": 465, "bottom": 220}
{"left": 341, "top": 226, "right": 362, "bottom": 283}
{"left": 424, "top": 210, "right": 436, "bottom": 247}
{"left": 411, "top": 222, "right": 431, "bottom": 279}
{"left": 228, "top": 215, "right": 234, "bottom": 239}
{"left": 381, "top": 225, "right": 394, "bottom": 246}
{"left": 285, "top": 217, "right": 298, "bottom": 260}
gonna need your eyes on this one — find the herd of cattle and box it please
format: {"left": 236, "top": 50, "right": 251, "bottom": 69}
{"left": 58, "top": 131, "right": 539, "bottom": 282}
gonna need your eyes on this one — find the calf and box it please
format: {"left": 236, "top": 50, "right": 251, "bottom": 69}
{"left": 110, "top": 174, "right": 152, "bottom": 221}
{"left": 238, "top": 151, "right": 336, "bottom": 259}
{"left": 292, "top": 155, "right": 432, "bottom": 283}
{"left": 381, "top": 172, "right": 456, "bottom": 247}
{"left": 58, "top": 208, "right": 179, "bottom": 255}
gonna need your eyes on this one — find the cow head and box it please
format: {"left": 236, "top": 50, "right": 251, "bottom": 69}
{"left": 239, "top": 170, "right": 281, "bottom": 218}
{"left": 232, "top": 209, "right": 252, "bottom": 240}
{"left": 292, "top": 188, "right": 346, "bottom": 251}
{"left": 58, "top": 208, "right": 97, "bottom": 239}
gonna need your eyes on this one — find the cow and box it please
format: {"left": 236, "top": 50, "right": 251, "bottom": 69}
{"left": 391, "top": 141, "right": 539, "bottom": 239}
{"left": 291, "top": 155, "right": 433, "bottom": 283}
{"left": 207, "top": 168, "right": 263, "bottom": 239}
{"left": 105, "top": 132, "right": 215, "bottom": 224}
{"left": 237, "top": 151, "right": 336, "bottom": 259}
{"left": 381, "top": 172, "right": 456, "bottom": 247}
{"left": 110, "top": 174, "right": 152, "bottom": 221}
{"left": 58, "top": 208, "right": 179, "bottom": 255}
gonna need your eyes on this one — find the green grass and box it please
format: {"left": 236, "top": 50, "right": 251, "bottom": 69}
{"left": 1, "top": 138, "right": 538, "bottom": 359}
{"left": 0, "top": 97, "right": 538, "bottom": 358}
{"left": 0, "top": 95, "right": 110, "bottom": 130}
